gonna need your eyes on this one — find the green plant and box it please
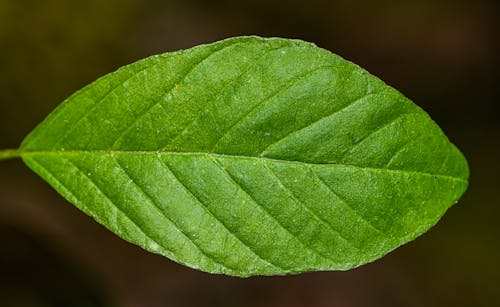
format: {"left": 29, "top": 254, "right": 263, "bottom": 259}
{"left": 0, "top": 36, "right": 469, "bottom": 277}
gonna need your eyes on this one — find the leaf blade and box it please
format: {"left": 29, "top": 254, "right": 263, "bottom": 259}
{"left": 19, "top": 36, "right": 469, "bottom": 276}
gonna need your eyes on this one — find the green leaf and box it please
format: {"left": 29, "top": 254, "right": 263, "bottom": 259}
{"left": 12, "top": 36, "right": 468, "bottom": 276}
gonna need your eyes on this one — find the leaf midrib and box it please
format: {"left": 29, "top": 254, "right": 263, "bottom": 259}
{"left": 20, "top": 149, "right": 467, "bottom": 183}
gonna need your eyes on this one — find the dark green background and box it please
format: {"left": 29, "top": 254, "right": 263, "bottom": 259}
{"left": 0, "top": 0, "right": 498, "bottom": 306}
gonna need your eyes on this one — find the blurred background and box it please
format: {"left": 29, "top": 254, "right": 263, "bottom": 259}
{"left": 0, "top": 0, "right": 498, "bottom": 306}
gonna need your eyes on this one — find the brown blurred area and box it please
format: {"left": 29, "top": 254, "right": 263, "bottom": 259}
{"left": 0, "top": 0, "right": 499, "bottom": 306}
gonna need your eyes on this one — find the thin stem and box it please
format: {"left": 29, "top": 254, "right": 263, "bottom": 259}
{"left": 0, "top": 149, "right": 21, "bottom": 161}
